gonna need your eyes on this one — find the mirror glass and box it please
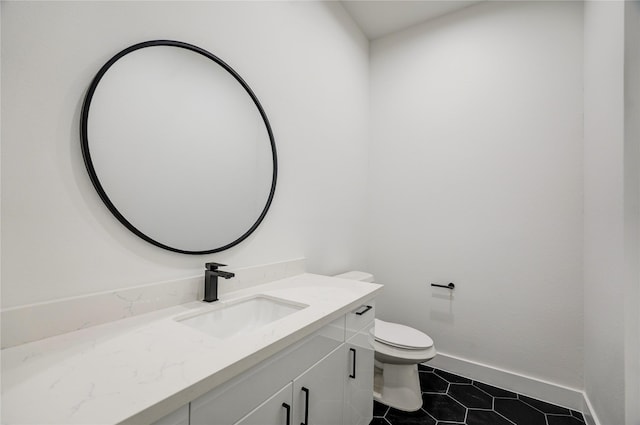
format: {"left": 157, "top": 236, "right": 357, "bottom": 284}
{"left": 81, "top": 41, "right": 277, "bottom": 254}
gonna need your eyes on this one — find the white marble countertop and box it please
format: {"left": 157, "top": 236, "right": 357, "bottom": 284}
{"left": 1, "top": 273, "right": 382, "bottom": 425}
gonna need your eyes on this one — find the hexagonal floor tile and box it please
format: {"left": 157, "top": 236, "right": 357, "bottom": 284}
{"left": 421, "top": 393, "right": 466, "bottom": 422}
{"left": 519, "top": 395, "right": 571, "bottom": 415}
{"left": 472, "top": 381, "right": 517, "bottom": 399}
{"left": 370, "top": 367, "right": 587, "bottom": 425}
{"left": 433, "top": 369, "right": 472, "bottom": 384}
{"left": 547, "top": 415, "right": 587, "bottom": 425}
{"left": 570, "top": 410, "right": 586, "bottom": 422}
{"left": 448, "top": 384, "right": 493, "bottom": 409}
{"left": 466, "top": 409, "right": 514, "bottom": 425}
{"left": 419, "top": 371, "right": 449, "bottom": 393}
{"left": 494, "top": 398, "right": 546, "bottom": 425}
{"left": 370, "top": 417, "right": 392, "bottom": 425}
{"left": 384, "top": 407, "right": 436, "bottom": 425}
{"left": 374, "top": 400, "right": 390, "bottom": 417}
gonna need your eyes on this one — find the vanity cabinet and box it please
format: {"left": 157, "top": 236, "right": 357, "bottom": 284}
{"left": 344, "top": 302, "right": 375, "bottom": 425}
{"left": 179, "top": 298, "right": 376, "bottom": 425}
{"left": 190, "top": 316, "right": 345, "bottom": 425}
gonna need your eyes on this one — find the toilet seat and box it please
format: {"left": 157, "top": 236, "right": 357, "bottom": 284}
{"left": 371, "top": 338, "right": 437, "bottom": 364}
{"left": 373, "top": 319, "right": 434, "bottom": 350}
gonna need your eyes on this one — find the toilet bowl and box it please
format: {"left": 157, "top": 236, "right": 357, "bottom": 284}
{"left": 334, "top": 271, "right": 437, "bottom": 412}
{"left": 371, "top": 319, "right": 436, "bottom": 411}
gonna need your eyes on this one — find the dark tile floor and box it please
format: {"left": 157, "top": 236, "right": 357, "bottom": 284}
{"left": 371, "top": 365, "right": 585, "bottom": 425}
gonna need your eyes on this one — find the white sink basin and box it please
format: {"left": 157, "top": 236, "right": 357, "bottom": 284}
{"left": 177, "top": 296, "right": 307, "bottom": 340}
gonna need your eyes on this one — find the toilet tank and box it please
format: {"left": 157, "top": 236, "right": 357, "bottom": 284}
{"left": 333, "top": 271, "right": 374, "bottom": 282}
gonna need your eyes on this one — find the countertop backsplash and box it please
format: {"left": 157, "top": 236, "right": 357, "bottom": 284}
{"left": 0, "top": 258, "right": 306, "bottom": 349}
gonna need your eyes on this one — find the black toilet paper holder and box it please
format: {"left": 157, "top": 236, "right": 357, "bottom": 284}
{"left": 431, "top": 282, "right": 455, "bottom": 290}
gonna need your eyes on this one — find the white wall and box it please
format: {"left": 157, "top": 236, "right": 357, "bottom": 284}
{"left": 581, "top": 1, "right": 640, "bottom": 424}
{"left": 624, "top": 4, "right": 640, "bottom": 425}
{"left": 583, "top": 2, "right": 629, "bottom": 424}
{"left": 368, "top": 1, "right": 584, "bottom": 390}
{"left": 0, "top": 1, "right": 369, "bottom": 308}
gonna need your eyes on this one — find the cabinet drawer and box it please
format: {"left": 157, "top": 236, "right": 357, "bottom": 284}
{"left": 346, "top": 301, "right": 375, "bottom": 340}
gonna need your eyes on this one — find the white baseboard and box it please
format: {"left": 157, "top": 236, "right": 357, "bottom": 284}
{"left": 427, "top": 351, "right": 585, "bottom": 412}
{"left": 582, "top": 393, "right": 602, "bottom": 425}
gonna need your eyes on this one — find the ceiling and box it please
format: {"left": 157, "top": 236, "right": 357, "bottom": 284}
{"left": 340, "top": 1, "right": 483, "bottom": 40}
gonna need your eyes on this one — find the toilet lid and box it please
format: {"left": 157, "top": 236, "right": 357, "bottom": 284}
{"left": 372, "top": 319, "right": 434, "bottom": 350}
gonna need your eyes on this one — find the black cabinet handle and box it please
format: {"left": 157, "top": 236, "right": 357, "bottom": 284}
{"left": 349, "top": 348, "right": 357, "bottom": 379}
{"left": 355, "top": 305, "right": 372, "bottom": 316}
{"left": 300, "top": 387, "right": 309, "bottom": 425}
{"left": 282, "top": 403, "right": 291, "bottom": 425}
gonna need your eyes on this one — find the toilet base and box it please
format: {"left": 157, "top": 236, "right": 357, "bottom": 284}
{"left": 373, "top": 363, "right": 423, "bottom": 412}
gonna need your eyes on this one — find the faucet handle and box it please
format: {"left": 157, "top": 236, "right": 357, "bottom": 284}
{"left": 205, "top": 262, "right": 227, "bottom": 271}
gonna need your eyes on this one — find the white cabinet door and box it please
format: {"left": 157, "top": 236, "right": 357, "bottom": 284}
{"left": 293, "top": 346, "right": 346, "bottom": 425}
{"left": 234, "top": 383, "right": 293, "bottom": 425}
{"left": 344, "top": 330, "right": 374, "bottom": 425}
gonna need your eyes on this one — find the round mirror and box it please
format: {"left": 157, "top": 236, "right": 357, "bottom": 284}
{"left": 80, "top": 40, "right": 277, "bottom": 254}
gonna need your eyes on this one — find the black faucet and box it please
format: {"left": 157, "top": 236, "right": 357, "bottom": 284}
{"left": 203, "top": 262, "right": 235, "bottom": 302}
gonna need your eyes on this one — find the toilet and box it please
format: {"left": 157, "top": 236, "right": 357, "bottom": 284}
{"left": 334, "top": 271, "right": 437, "bottom": 412}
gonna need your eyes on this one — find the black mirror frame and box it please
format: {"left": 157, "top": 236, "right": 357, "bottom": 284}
{"left": 80, "top": 40, "right": 278, "bottom": 255}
